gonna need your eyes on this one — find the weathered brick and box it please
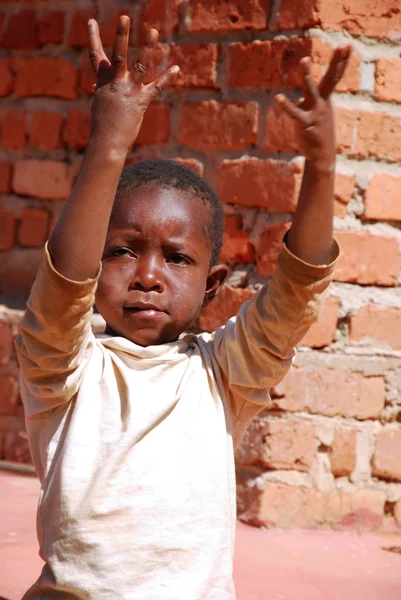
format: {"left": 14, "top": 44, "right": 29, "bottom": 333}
{"left": 272, "top": 366, "right": 385, "bottom": 419}
{"left": 39, "top": 11, "right": 65, "bottom": 45}
{"left": 254, "top": 222, "right": 291, "bottom": 276}
{"left": 188, "top": 0, "right": 268, "bottom": 32}
{"left": 229, "top": 38, "right": 312, "bottom": 88}
{"left": 334, "top": 232, "right": 401, "bottom": 287}
{"left": 310, "top": 38, "right": 361, "bottom": 93}
{"left": 3, "top": 431, "right": 32, "bottom": 465}
{"left": 135, "top": 103, "right": 170, "bottom": 145}
{"left": 0, "top": 161, "right": 13, "bottom": 193}
{"left": 140, "top": 0, "right": 179, "bottom": 36}
{"left": 0, "top": 248, "right": 43, "bottom": 298}
{"left": 3, "top": 10, "right": 38, "bottom": 49}
{"left": 2, "top": 109, "right": 26, "bottom": 151}
{"left": 64, "top": 109, "right": 91, "bottom": 150}
{"left": 169, "top": 43, "right": 218, "bottom": 88}
{"left": 0, "top": 59, "right": 14, "bottom": 96}
{"left": 354, "top": 111, "right": 401, "bottom": 162}
{"left": 278, "top": 0, "right": 319, "bottom": 29}
{"left": 375, "top": 58, "right": 401, "bottom": 103}
{"left": 178, "top": 101, "right": 258, "bottom": 150}
{"left": 350, "top": 304, "right": 401, "bottom": 351}
{"left": 318, "top": 0, "right": 401, "bottom": 41}
{"left": 300, "top": 297, "right": 340, "bottom": 348}
{"left": 263, "top": 105, "right": 298, "bottom": 153}
{"left": 0, "top": 208, "right": 16, "bottom": 251}
{"left": 0, "top": 320, "right": 13, "bottom": 364}
{"left": 334, "top": 173, "right": 355, "bottom": 218}
{"left": 334, "top": 106, "right": 358, "bottom": 154}
{"left": 395, "top": 500, "right": 401, "bottom": 527}
{"left": 68, "top": 10, "right": 95, "bottom": 47}
{"left": 364, "top": 173, "right": 401, "bottom": 221}
{"left": 199, "top": 286, "right": 254, "bottom": 332}
{"left": 220, "top": 215, "right": 255, "bottom": 264}
{"left": 372, "top": 428, "right": 401, "bottom": 482}
{"left": 172, "top": 158, "right": 204, "bottom": 175}
{"left": 218, "top": 158, "right": 302, "bottom": 212}
{"left": 12, "top": 160, "right": 73, "bottom": 201}
{"left": 15, "top": 57, "right": 77, "bottom": 100}
{"left": 18, "top": 208, "right": 50, "bottom": 248}
{"left": 266, "top": 418, "right": 318, "bottom": 471}
{"left": 30, "top": 111, "right": 64, "bottom": 149}
{"left": 331, "top": 428, "right": 357, "bottom": 477}
{"left": 0, "top": 364, "right": 19, "bottom": 415}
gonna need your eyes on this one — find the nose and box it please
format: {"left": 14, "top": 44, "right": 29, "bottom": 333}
{"left": 129, "top": 254, "right": 165, "bottom": 293}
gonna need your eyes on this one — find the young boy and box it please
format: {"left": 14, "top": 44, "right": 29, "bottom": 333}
{"left": 16, "top": 16, "right": 350, "bottom": 599}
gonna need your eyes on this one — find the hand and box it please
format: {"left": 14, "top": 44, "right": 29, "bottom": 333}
{"left": 275, "top": 46, "right": 351, "bottom": 173}
{"left": 88, "top": 16, "right": 179, "bottom": 153}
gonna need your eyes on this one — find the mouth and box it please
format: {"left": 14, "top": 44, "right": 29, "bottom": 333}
{"left": 123, "top": 303, "right": 167, "bottom": 319}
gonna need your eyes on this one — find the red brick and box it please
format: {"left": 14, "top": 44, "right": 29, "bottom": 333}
{"left": 354, "top": 111, "right": 401, "bottom": 163}
{"left": 263, "top": 105, "right": 298, "bottom": 153}
{"left": 15, "top": 57, "right": 77, "bottom": 100}
{"left": 334, "top": 173, "right": 355, "bottom": 218}
{"left": 0, "top": 161, "right": 12, "bottom": 193}
{"left": 272, "top": 366, "right": 385, "bottom": 419}
{"left": 0, "top": 58, "right": 14, "bottom": 96}
{"left": 18, "top": 208, "right": 50, "bottom": 248}
{"left": 220, "top": 215, "right": 255, "bottom": 264}
{"left": 0, "top": 208, "right": 16, "bottom": 251}
{"left": 3, "top": 431, "right": 32, "bottom": 465}
{"left": 199, "top": 286, "right": 254, "bottom": 332}
{"left": 64, "top": 109, "right": 91, "bottom": 150}
{"left": 373, "top": 428, "right": 401, "bottom": 482}
{"left": 218, "top": 158, "right": 302, "bottom": 212}
{"left": 237, "top": 417, "right": 318, "bottom": 472}
{"left": 12, "top": 160, "right": 72, "bottom": 201}
{"left": 0, "top": 320, "right": 13, "bottom": 364}
{"left": 100, "top": 9, "right": 136, "bottom": 47}
{"left": 39, "top": 11, "right": 65, "bottom": 45}
{"left": 395, "top": 500, "right": 401, "bottom": 527}
{"left": 188, "top": 0, "right": 268, "bottom": 32}
{"left": 3, "top": 10, "right": 38, "bottom": 49}
{"left": 179, "top": 101, "right": 258, "bottom": 150}
{"left": 30, "top": 111, "right": 64, "bottom": 149}
{"left": 1, "top": 109, "right": 26, "bottom": 151}
{"left": 172, "top": 158, "right": 204, "bottom": 175}
{"left": 334, "top": 106, "right": 358, "bottom": 155}
{"left": 318, "top": 0, "right": 401, "bottom": 41}
{"left": 350, "top": 304, "right": 401, "bottom": 351}
{"left": 79, "top": 52, "right": 96, "bottom": 95}
{"left": 255, "top": 222, "right": 291, "bottom": 276}
{"left": 170, "top": 43, "right": 218, "bottom": 88}
{"left": 334, "top": 231, "right": 401, "bottom": 286}
{"left": 69, "top": 10, "right": 95, "bottom": 47}
{"left": 0, "top": 248, "right": 43, "bottom": 298}
{"left": 331, "top": 428, "right": 357, "bottom": 477}
{"left": 135, "top": 103, "right": 170, "bottom": 145}
{"left": 375, "top": 58, "right": 401, "bottom": 103}
{"left": 364, "top": 173, "right": 401, "bottom": 221}
{"left": 0, "top": 364, "right": 19, "bottom": 415}
{"left": 228, "top": 38, "right": 312, "bottom": 88}
{"left": 300, "top": 297, "right": 340, "bottom": 348}
{"left": 310, "top": 38, "right": 360, "bottom": 93}
{"left": 140, "top": 0, "right": 179, "bottom": 36}
{"left": 278, "top": 0, "right": 319, "bottom": 29}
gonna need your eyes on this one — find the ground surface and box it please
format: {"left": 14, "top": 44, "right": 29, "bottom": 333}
{"left": 1, "top": 471, "right": 401, "bottom": 600}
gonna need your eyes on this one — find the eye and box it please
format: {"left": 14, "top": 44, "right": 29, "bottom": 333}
{"left": 110, "top": 247, "right": 134, "bottom": 258}
{"left": 168, "top": 254, "right": 190, "bottom": 266}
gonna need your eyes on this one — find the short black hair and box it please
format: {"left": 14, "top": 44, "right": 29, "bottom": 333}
{"left": 113, "top": 159, "right": 224, "bottom": 265}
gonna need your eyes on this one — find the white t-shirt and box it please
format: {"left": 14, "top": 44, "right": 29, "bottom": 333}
{"left": 16, "top": 241, "right": 338, "bottom": 599}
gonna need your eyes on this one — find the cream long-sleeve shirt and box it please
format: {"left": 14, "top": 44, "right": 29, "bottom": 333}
{"left": 16, "top": 240, "right": 338, "bottom": 600}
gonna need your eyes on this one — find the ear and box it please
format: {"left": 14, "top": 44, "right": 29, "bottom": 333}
{"left": 202, "top": 263, "right": 229, "bottom": 309}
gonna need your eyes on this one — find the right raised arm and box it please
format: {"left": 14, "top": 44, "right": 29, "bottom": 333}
{"left": 48, "top": 17, "right": 178, "bottom": 281}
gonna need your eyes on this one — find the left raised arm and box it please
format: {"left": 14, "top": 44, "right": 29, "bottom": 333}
{"left": 275, "top": 45, "right": 351, "bottom": 265}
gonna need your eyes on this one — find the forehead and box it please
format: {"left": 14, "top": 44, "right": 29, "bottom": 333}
{"left": 108, "top": 185, "right": 211, "bottom": 241}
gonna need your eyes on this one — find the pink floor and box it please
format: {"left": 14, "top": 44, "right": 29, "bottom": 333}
{"left": 1, "top": 471, "right": 401, "bottom": 599}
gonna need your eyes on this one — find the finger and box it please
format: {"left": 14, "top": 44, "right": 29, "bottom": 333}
{"left": 301, "top": 57, "right": 319, "bottom": 105}
{"left": 87, "top": 19, "right": 110, "bottom": 75}
{"left": 131, "top": 29, "right": 159, "bottom": 84}
{"left": 319, "top": 45, "right": 352, "bottom": 99}
{"left": 275, "top": 94, "right": 308, "bottom": 123}
{"left": 91, "top": 83, "right": 97, "bottom": 94}
{"left": 145, "top": 65, "right": 180, "bottom": 101}
{"left": 111, "top": 15, "right": 130, "bottom": 78}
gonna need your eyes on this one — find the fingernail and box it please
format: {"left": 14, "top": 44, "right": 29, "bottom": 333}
{"left": 171, "top": 65, "right": 180, "bottom": 73}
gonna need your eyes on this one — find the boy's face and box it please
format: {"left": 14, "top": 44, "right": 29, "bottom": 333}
{"left": 95, "top": 185, "right": 227, "bottom": 346}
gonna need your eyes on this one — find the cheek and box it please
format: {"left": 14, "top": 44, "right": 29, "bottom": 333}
{"left": 96, "top": 268, "right": 126, "bottom": 309}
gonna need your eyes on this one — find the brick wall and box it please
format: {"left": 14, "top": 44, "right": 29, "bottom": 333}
{"left": 1, "top": 0, "right": 401, "bottom": 531}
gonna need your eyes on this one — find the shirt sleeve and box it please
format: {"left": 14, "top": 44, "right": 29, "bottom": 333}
{"left": 209, "top": 238, "right": 340, "bottom": 446}
{"left": 15, "top": 244, "right": 101, "bottom": 418}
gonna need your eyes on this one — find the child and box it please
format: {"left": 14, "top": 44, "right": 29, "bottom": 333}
{"left": 16, "top": 16, "right": 350, "bottom": 600}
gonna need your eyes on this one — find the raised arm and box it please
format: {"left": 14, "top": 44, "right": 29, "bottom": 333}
{"left": 48, "top": 17, "right": 178, "bottom": 281}
{"left": 275, "top": 46, "right": 351, "bottom": 265}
